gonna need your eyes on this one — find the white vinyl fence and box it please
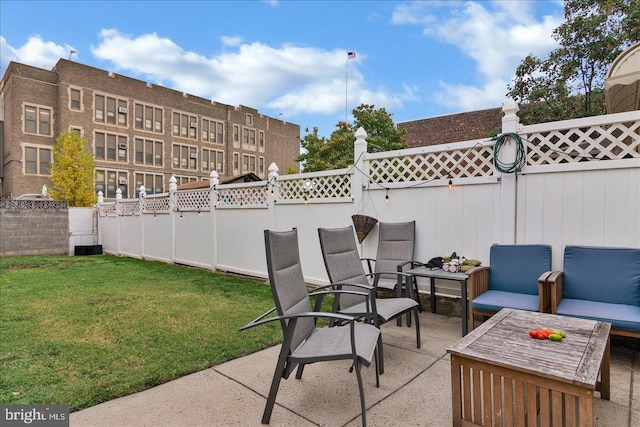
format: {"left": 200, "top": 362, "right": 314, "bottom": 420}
{"left": 96, "top": 99, "right": 640, "bottom": 292}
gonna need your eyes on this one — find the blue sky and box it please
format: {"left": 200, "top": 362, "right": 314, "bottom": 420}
{"left": 1, "top": 0, "right": 564, "bottom": 139}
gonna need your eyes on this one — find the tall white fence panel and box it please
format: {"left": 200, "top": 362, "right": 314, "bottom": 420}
{"left": 96, "top": 100, "right": 639, "bottom": 290}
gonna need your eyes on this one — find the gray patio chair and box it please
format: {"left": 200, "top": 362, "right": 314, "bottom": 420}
{"left": 241, "top": 229, "right": 380, "bottom": 427}
{"left": 362, "top": 221, "right": 422, "bottom": 305}
{"left": 318, "top": 225, "right": 421, "bottom": 374}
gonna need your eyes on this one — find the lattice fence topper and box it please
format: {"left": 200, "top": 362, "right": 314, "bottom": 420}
{"left": 99, "top": 202, "right": 117, "bottom": 217}
{"left": 216, "top": 185, "right": 268, "bottom": 207}
{"left": 176, "top": 189, "right": 212, "bottom": 211}
{"left": 279, "top": 173, "right": 352, "bottom": 200}
{"left": 526, "top": 120, "right": 640, "bottom": 165}
{"left": 119, "top": 200, "right": 141, "bottom": 216}
{"left": 0, "top": 199, "right": 68, "bottom": 210}
{"left": 368, "top": 145, "right": 495, "bottom": 185}
{"left": 142, "top": 195, "right": 170, "bottom": 213}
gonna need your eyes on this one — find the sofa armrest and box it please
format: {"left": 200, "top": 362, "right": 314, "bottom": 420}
{"left": 537, "top": 271, "right": 553, "bottom": 313}
{"left": 545, "top": 271, "right": 564, "bottom": 314}
{"left": 467, "top": 266, "right": 490, "bottom": 300}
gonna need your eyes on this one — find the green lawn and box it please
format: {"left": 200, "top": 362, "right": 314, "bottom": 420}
{"left": 0, "top": 255, "right": 287, "bottom": 411}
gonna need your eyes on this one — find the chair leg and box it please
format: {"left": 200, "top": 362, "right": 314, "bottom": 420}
{"left": 414, "top": 277, "right": 422, "bottom": 312}
{"left": 377, "top": 333, "right": 385, "bottom": 375}
{"left": 261, "top": 348, "right": 289, "bottom": 425}
{"left": 414, "top": 307, "right": 421, "bottom": 349}
{"left": 295, "top": 363, "right": 305, "bottom": 379}
{"left": 374, "top": 348, "right": 380, "bottom": 387}
{"left": 354, "top": 361, "right": 368, "bottom": 427}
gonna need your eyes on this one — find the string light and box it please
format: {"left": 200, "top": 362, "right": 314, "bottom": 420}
{"left": 448, "top": 177, "right": 453, "bottom": 190}
{"left": 385, "top": 188, "right": 389, "bottom": 203}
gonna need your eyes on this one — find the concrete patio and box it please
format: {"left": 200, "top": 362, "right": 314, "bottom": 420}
{"left": 71, "top": 311, "right": 640, "bottom": 427}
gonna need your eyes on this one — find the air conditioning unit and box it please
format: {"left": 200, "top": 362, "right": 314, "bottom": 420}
{"left": 189, "top": 153, "right": 198, "bottom": 159}
{"left": 119, "top": 179, "right": 128, "bottom": 185}
{"left": 190, "top": 122, "right": 197, "bottom": 128}
{"left": 118, "top": 143, "right": 127, "bottom": 149}
{"left": 118, "top": 107, "right": 128, "bottom": 113}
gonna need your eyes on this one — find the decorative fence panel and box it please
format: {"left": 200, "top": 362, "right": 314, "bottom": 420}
{"left": 96, "top": 101, "right": 639, "bottom": 288}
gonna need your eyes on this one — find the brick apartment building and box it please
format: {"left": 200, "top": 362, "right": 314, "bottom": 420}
{"left": 397, "top": 107, "right": 502, "bottom": 148}
{"left": 0, "top": 59, "right": 300, "bottom": 199}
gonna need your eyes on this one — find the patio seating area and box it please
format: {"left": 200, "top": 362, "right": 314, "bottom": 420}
{"left": 70, "top": 310, "right": 640, "bottom": 427}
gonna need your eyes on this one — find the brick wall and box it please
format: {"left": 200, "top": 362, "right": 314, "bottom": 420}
{"left": 1, "top": 59, "right": 300, "bottom": 199}
{"left": 398, "top": 107, "right": 502, "bottom": 148}
{"left": 0, "top": 200, "right": 69, "bottom": 256}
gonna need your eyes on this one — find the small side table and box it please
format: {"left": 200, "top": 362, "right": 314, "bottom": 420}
{"left": 406, "top": 266, "right": 469, "bottom": 336}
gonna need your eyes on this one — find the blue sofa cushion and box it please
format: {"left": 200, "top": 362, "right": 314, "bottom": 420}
{"left": 489, "top": 244, "right": 551, "bottom": 294}
{"left": 563, "top": 246, "right": 640, "bottom": 305}
{"left": 472, "top": 290, "right": 540, "bottom": 314}
{"left": 556, "top": 298, "right": 640, "bottom": 332}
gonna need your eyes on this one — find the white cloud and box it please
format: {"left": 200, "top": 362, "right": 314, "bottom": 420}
{"left": 88, "top": 29, "right": 409, "bottom": 118}
{"left": 1, "top": 35, "right": 75, "bottom": 71}
{"left": 435, "top": 78, "right": 511, "bottom": 111}
{"left": 393, "top": 1, "right": 563, "bottom": 110}
{"left": 221, "top": 35, "right": 243, "bottom": 47}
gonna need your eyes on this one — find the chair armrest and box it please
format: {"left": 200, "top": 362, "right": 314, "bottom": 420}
{"left": 467, "top": 266, "right": 490, "bottom": 300}
{"left": 312, "top": 285, "right": 375, "bottom": 322}
{"left": 537, "top": 271, "right": 553, "bottom": 312}
{"left": 397, "top": 260, "right": 426, "bottom": 271}
{"left": 361, "top": 257, "right": 376, "bottom": 274}
{"left": 545, "top": 271, "right": 564, "bottom": 314}
{"left": 368, "top": 271, "right": 416, "bottom": 298}
{"left": 240, "top": 310, "right": 357, "bottom": 331}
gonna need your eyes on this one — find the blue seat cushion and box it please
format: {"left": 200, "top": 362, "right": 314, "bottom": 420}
{"left": 556, "top": 298, "right": 640, "bottom": 332}
{"left": 563, "top": 246, "right": 640, "bottom": 305}
{"left": 472, "top": 290, "right": 540, "bottom": 314}
{"left": 489, "top": 245, "right": 551, "bottom": 294}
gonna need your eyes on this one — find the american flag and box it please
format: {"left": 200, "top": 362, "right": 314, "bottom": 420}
{"left": 347, "top": 51, "right": 356, "bottom": 60}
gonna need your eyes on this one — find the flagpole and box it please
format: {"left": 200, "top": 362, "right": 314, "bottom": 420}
{"left": 345, "top": 51, "right": 355, "bottom": 125}
{"left": 345, "top": 51, "right": 349, "bottom": 124}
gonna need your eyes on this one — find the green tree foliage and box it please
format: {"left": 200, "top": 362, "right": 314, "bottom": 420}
{"left": 507, "top": 0, "right": 639, "bottom": 124}
{"left": 297, "top": 104, "right": 407, "bottom": 172}
{"left": 48, "top": 129, "right": 97, "bottom": 207}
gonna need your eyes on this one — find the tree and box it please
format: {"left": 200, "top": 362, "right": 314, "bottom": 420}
{"left": 297, "top": 104, "right": 408, "bottom": 172}
{"left": 507, "top": 0, "right": 639, "bottom": 124}
{"left": 48, "top": 129, "right": 97, "bottom": 207}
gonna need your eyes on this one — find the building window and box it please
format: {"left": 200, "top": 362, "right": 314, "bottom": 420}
{"left": 174, "top": 175, "right": 198, "bottom": 187}
{"left": 24, "top": 105, "right": 52, "bottom": 135}
{"left": 134, "top": 172, "right": 164, "bottom": 196}
{"left": 95, "top": 132, "right": 127, "bottom": 163}
{"left": 96, "top": 169, "right": 128, "bottom": 198}
{"left": 202, "top": 148, "right": 224, "bottom": 173}
{"left": 259, "top": 157, "right": 265, "bottom": 175}
{"left": 70, "top": 88, "right": 82, "bottom": 110}
{"left": 233, "top": 125, "right": 240, "bottom": 148}
{"left": 242, "top": 154, "right": 256, "bottom": 172}
{"left": 233, "top": 152, "right": 239, "bottom": 173}
{"left": 246, "top": 114, "right": 253, "bottom": 125}
{"left": 95, "top": 94, "right": 127, "bottom": 126}
{"left": 24, "top": 145, "right": 51, "bottom": 175}
{"left": 201, "top": 119, "right": 224, "bottom": 144}
{"left": 172, "top": 112, "right": 197, "bottom": 139}
{"left": 172, "top": 143, "right": 198, "bottom": 170}
{"left": 134, "top": 138, "right": 163, "bottom": 166}
{"left": 259, "top": 131, "right": 265, "bottom": 152}
{"left": 135, "top": 103, "right": 163, "bottom": 133}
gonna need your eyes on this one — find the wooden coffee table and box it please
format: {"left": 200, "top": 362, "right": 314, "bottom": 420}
{"left": 447, "top": 308, "right": 611, "bottom": 427}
